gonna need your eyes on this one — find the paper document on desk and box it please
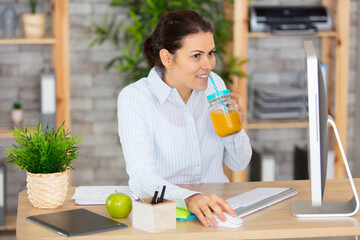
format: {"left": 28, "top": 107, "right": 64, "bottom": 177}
{"left": 72, "top": 186, "right": 133, "bottom": 205}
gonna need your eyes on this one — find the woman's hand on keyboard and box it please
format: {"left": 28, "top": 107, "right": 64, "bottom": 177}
{"left": 185, "top": 194, "right": 236, "bottom": 227}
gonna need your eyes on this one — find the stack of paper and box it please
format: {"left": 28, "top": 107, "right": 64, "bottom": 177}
{"left": 252, "top": 84, "right": 307, "bottom": 120}
{"left": 71, "top": 186, "right": 133, "bottom": 205}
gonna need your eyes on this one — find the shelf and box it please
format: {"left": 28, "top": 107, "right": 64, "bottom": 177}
{"left": 247, "top": 120, "right": 308, "bottom": 130}
{"left": 0, "top": 37, "right": 56, "bottom": 45}
{"left": 248, "top": 31, "right": 337, "bottom": 38}
{"left": 0, "top": 0, "right": 68, "bottom": 233}
{"left": 0, "top": 0, "right": 71, "bottom": 130}
{"left": 228, "top": 0, "right": 350, "bottom": 181}
{"left": 0, "top": 215, "right": 16, "bottom": 231}
{"left": 0, "top": 128, "right": 14, "bottom": 139}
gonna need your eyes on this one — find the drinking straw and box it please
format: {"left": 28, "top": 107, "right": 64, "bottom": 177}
{"left": 209, "top": 73, "right": 219, "bottom": 92}
{"left": 209, "top": 74, "right": 228, "bottom": 113}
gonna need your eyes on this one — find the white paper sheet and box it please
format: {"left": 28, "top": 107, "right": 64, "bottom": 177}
{"left": 71, "top": 186, "right": 133, "bottom": 205}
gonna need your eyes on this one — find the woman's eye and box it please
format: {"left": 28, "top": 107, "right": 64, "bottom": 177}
{"left": 193, "top": 54, "right": 200, "bottom": 59}
{"left": 209, "top": 50, "right": 215, "bottom": 56}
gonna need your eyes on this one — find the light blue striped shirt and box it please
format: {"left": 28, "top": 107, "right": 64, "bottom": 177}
{"left": 118, "top": 67, "right": 252, "bottom": 206}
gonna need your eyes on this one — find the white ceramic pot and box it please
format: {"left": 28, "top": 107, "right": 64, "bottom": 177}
{"left": 11, "top": 109, "right": 23, "bottom": 124}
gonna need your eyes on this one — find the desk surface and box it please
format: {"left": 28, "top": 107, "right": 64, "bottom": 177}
{"left": 16, "top": 179, "right": 360, "bottom": 239}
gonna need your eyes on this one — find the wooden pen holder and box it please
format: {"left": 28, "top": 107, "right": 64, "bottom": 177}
{"left": 132, "top": 197, "right": 176, "bottom": 233}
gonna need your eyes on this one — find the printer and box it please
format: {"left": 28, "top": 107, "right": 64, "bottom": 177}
{"left": 249, "top": 6, "right": 332, "bottom": 34}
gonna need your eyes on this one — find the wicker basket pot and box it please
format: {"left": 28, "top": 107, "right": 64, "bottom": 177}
{"left": 22, "top": 13, "right": 46, "bottom": 39}
{"left": 26, "top": 170, "right": 69, "bottom": 209}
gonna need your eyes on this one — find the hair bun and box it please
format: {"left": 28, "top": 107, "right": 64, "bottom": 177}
{"left": 142, "top": 10, "right": 213, "bottom": 71}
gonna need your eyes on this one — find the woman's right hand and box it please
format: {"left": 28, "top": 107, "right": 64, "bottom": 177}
{"left": 185, "top": 193, "right": 236, "bottom": 227}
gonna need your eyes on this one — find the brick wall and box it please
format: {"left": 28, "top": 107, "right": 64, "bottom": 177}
{"left": 67, "top": 0, "right": 128, "bottom": 188}
{"left": 0, "top": 0, "right": 358, "bottom": 215}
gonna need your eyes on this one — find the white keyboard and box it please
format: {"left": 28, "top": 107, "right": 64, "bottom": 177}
{"left": 226, "top": 187, "right": 298, "bottom": 217}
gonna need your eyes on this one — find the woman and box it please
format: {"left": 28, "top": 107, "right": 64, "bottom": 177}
{"left": 118, "top": 9, "right": 252, "bottom": 227}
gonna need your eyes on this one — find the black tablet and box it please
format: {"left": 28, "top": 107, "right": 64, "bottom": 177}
{"left": 27, "top": 208, "right": 127, "bottom": 237}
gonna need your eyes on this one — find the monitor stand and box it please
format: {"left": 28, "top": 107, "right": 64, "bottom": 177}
{"left": 291, "top": 115, "right": 360, "bottom": 217}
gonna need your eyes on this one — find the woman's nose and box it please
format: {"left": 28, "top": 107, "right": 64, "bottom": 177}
{"left": 202, "top": 56, "right": 214, "bottom": 69}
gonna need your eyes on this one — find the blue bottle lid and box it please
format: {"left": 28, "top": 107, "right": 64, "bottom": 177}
{"left": 206, "top": 89, "right": 230, "bottom": 101}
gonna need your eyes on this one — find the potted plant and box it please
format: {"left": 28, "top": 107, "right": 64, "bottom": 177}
{"left": 22, "top": 0, "right": 46, "bottom": 39}
{"left": 11, "top": 102, "right": 23, "bottom": 129}
{"left": 5, "top": 122, "right": 82, "bottom": 209}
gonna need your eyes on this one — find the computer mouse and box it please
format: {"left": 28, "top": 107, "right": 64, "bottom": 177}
{"left": 207, "top": 212, "right": 244, "bottom": 228}
{"left": 222, "top": 212, "right": 244, "bottom": 225}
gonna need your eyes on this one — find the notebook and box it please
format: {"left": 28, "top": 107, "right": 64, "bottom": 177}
{"left": 26, "top": 208, "right": 127, "bottom": 237}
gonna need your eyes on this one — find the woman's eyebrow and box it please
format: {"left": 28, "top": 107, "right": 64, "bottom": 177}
{"left": 190, "top": 47, "right": 216, "bottom": 53}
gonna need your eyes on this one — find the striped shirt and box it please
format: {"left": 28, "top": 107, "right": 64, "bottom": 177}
{"left": 117, "top": 67, "right": 252, "bottom": 207}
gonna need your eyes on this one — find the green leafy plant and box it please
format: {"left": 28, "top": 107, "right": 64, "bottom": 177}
{"left": 88, "top": 0, "right": 248, "bottom": 86}
{"left": 13, "top": 102, "right": 21, "bottom": 109}
{"left": 29, "top": 0, "right": 37, "bottom": 14}
{"left": 5, "top": 122, "right": 82, "bottom": 174}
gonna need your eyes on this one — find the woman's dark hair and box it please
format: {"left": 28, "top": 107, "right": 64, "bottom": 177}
{"left": 143, "top": 10, "right": 214, "bottom": 71}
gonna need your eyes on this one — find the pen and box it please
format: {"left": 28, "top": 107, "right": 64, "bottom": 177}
{"left": 158, "top": 185, "right": 166, "bottom": 203}
{"left": 131, "top": 193, "right": 144, "bottom": 202}
{"left": 151, "top": 186, "right": 159, "bottom": 204}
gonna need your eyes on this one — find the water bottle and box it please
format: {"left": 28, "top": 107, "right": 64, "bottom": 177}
{"left": 2, "top": 3, "right": 17, "bottom": 38}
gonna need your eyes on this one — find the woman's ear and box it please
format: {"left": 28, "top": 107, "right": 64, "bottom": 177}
{"left": 159, "top": 49, "right": 173, "bottom": 69}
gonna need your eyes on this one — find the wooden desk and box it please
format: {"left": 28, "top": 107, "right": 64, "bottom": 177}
{"left": 16, "top": 179, "right": 360, "bottom": 239}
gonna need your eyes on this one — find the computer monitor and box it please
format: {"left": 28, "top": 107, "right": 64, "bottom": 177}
{"left": 291, "top": 41, "right": 359, "bottom": 217}
{"left": 304, "top": 40, "right": 328, "bottom": 207}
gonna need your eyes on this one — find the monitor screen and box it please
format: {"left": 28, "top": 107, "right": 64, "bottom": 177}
{"left": 291, "top": 41, "right": 359, "bottom": 217}
{"left": 304, "top": 40, "right": 328, "bottom": 207}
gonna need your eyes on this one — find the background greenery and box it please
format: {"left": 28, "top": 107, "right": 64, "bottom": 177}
{"left": 89, "top": 0, "right": 247, "bottom": 86}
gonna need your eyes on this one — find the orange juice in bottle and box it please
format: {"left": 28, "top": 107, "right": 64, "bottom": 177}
{"left": 207, "top": 90, "right": 242, "bottom": 137}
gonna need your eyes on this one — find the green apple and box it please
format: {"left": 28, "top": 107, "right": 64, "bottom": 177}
{"left": 106, "top": 192, "right": 132, "bottom": 218}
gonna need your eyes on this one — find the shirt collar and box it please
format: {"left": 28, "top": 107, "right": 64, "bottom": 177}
{"left": 147, "top": 67, "right": 204, "bottom": 106}
{"left": 147, "top": 67, "right": 172, "bottom": 104}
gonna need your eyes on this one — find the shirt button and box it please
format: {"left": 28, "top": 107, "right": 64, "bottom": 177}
{"left": 195, "top": 167, "right": 201, "bottom": 172}
{"left": 193, "top": 142, "right": 197, "bottom": 148}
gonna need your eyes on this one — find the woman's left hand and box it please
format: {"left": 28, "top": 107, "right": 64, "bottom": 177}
{"left": 230, "top": 92, "right": 245, "bottom": 124}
